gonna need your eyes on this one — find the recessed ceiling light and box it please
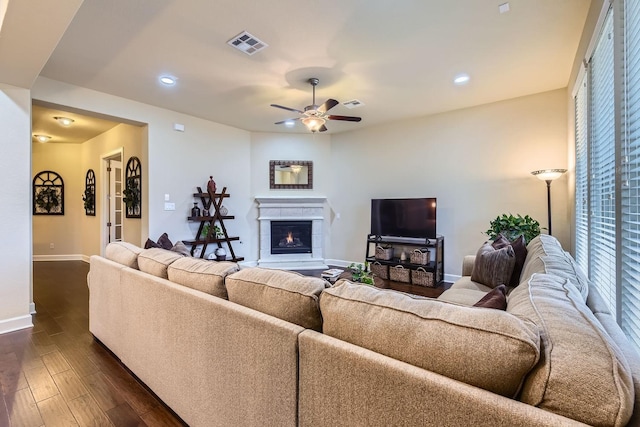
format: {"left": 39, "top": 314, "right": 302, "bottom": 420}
{"left": 284, "top": 120, "right": 296, "bottom": 128}
{"left": 499, "top": 2, "right": 510, "bottom": 14}
{"left": 34, "top": 134, "right": 51, "bottom": 143}
{"left": 453, "top": 74, "right": 470, "bottom": 85}
{"left": 159, "top": 75, "right": 177, "bottom": 86}
{"left": 53, "top": 116, "right": 74, "bottom": 126}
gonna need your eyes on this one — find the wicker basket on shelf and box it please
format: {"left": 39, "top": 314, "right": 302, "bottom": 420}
{"left": 370, "top": 261, "right": 389, "bottom": 279}
{"left": 375, "top": 245, "right": 394, "bottom": 261}
{"left": 389, "top": 265, "right": 411, "bottom": 283}
{"left": 409, "top": 248, "right": 430, "bottom": 265}
{"left": 412, "top": 267, "right": 435, "bottom": 287}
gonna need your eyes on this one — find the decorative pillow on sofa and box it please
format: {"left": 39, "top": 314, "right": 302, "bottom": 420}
{"left": 170, "top": 241, "right": 192, "bottom": 257}
{"left": 144, "top": 238, "right": 161, "bottom": 249}
{"left": 473, "top": 284, "right": 507, "bottom": 310}
{"left": 492, "top": 234, "right": 527, "bottom": 286}
{"left": 144, "top": 233, "right": 174, "bottom": 250}
{"left": 320, "top": 280, "right": 540, "bottom": 398}
{"left": 470, "top": 242, "right": 516, "bottom": 288}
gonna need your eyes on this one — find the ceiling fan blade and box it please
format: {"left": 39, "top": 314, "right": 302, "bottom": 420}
{"left": 270, "top": 104, "right": 304, "bottom": 114}
{"left": 327, "top": 115, "right": 362, "bottom": 122}
{"left": 274, "top": 118, "right": 300, "bottom": 125}
{"left": 318, "top": 124, "right": 328, "bottom": 132}
{"left": 318, "top": 99, "right": 339, "bottom": 114}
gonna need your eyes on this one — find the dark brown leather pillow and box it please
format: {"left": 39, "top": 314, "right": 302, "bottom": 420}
{"left": 471, "top": 242, "right": 516, "bottom": 288}
{"left": 492, "top": 234, "right": 527, "bottom": 287}
{"left": 474, "top": 285, "right": 507, "bottom": 310}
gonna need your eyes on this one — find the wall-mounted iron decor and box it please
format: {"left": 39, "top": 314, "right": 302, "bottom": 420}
{"left": 33, "top": 170, "right": 64, "bottom": 215}
{"left": 83, "top": 169, "right": 96, "bottom": 216}
{"left": 123, "top": 156, "right": 142, "bottom": 218}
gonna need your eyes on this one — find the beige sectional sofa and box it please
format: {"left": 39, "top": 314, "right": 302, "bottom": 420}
{"left": 88, "top": 235, "right": 640, "bottom": 426}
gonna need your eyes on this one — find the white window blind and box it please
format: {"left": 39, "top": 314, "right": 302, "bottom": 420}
{"left": 575, "top": 73, "right": 589, "bottom": 273}
{"left": 589, "top": 10, "right": 617, "bottom": 313}
{"left": 621, "top": 0, "right": 640, "bottom": 349}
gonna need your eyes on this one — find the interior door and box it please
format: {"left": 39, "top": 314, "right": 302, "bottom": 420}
{"left": 108, "top": 160, "right": 123, "bottom": 243}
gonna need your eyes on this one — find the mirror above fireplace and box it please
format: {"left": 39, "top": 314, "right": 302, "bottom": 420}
{"left": 269, "top": 160, "right": 313, "bottom": 189}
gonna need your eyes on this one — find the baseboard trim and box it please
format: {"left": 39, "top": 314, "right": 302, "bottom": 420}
{"left": 33, "top": 254, "right": 88, "bottom": 262}
{"left": 29, "top": 302, "right": 36, "bottom": 314}
{"left": 0, "top": 314, "right": 33, "bottom": 335}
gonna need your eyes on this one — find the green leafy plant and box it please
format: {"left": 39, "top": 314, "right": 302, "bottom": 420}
{"left": 486, "top": 214, "right": 542, "bottom": 243}
{"left": 348, "top": 262, "right": 374, "bottom": 285}
{"left": 35, "top": 187, "right": 60, "bottom": 213}
{"left": 201, "top": 223, "right": 223, "bottom": 239}
{"left": 82, "top": 188, "right": 94, "bottom": 211}
{"left": 122, "top": 177, "right": 140, "bottom": 209}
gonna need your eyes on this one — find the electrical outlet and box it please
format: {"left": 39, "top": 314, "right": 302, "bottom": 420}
{"left": 49, "top": 243, "right": 54, "bottom": 249}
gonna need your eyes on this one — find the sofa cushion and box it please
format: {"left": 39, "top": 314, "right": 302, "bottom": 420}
{"left": 507, "top": 273, "right": 634, "bottom": 427}
{"left": 436, "top": 288, "right": 488, "bottom": 306}
{"left": 167, "top": 257, "right": 238, "bottom": 299}
{"left": 449, "top": 275, "right": 493, "bottom": 293}
{"left": 470, "top": 242, "right": 516, "bottom": 288}
{"left": 520, "top": 234, "right": 565, "bottom": 282}
{"left": 492, "top": 234, "right": 527, "bottom": 287}
{"left": 105, "top": 241, "right": 143, "bottom": 269}
{"left": 225, "top": 268, "right": 328, "bottom": 331}
{"left": 537, "top": 254, "right": 589, "bottom": 302}
{"left": 137, "top": 248, "right": 183, "bottom": 279}
{"left": 473, "top": 285, "right": 507, "bottom": 310}
{"left": 321, "top": 280, "right": 540, "bottom": 398}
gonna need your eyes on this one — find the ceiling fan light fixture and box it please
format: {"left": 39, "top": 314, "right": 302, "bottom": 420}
{"left": 302, "top": 116, "right": 325, "bottom": 132}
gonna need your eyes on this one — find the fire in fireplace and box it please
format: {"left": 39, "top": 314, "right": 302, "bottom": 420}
{"left": 271, "top": 220, "right": 312, "bottom": 255}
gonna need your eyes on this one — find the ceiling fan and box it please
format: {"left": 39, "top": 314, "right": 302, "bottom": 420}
{"left": 271, "top": 78, "right": 362, "bottom": 133}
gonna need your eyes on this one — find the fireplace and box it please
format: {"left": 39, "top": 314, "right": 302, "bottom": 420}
{"left": 271, "top": 221, "right": 312, "bottom": 255}
{"left": 255, "top": 197, "right": 328, "bottom": 270}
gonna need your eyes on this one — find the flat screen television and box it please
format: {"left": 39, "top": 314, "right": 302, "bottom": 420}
{"left": 370, "top": 198, "right": 437, "bottom": 239}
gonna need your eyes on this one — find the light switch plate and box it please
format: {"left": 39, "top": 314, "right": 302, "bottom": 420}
{"left": 164, "top": 202, "right": 176, "bottom": 211}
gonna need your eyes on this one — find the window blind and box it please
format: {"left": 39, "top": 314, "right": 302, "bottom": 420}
{"left": 589, "top": 10, "right": 617, "bottom": 313}
{"left": 575, "top": 73, "right": 589, "bottom": 273}
{"left": 621, "top": 0, "right": 640, "bottom": 350}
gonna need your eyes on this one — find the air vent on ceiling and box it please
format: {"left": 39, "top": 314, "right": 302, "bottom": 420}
{"left": 227, "top": 31, "right": 268, "bottom": 55}
{"left": 342, "top": 99, "right": 364, "bottom": 109}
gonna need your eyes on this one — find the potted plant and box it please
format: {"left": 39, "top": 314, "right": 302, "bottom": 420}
{"left": 201, "top": 223, "right": 223, "bottom": 239}
{"left": 486, "top": 213, "right": 542, "bottom": 243}
{"left": 122, "top": 177, "right": 140, "bottom": 212}
{"left": 348, "top": 262, "right": 374, "bottom": 285}
{"left": 82, "top": 188, "right": 94, "bottom": 211}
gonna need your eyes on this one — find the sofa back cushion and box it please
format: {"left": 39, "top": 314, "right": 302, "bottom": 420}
{"left": 507, "top": 273, "right": 634, "bottom": 427}
{"left": 137, "top": 248, "right": 183, "bottom": 279}
{"left": 320, "top": 280, "right": 540, "bottom": 398}
{"left": 105, "top": 241, "right": 143, "bottom": 269}
{"left": 167, "top": 258, "right": 238, "bottom": 299}
{"left": 225, "top": 267, "right": 328, "bottom": 331}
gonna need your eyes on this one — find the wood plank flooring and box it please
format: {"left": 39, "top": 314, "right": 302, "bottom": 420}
{"left": 0, "top": 261, "right": 187, "bottom": 427}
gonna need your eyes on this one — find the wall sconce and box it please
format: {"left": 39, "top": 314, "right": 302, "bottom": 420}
{"left": 531, "top": 168, "right": 567, "bottom": 236}
{"left": 54, "top": 116, "right": 74, "bottom": 126}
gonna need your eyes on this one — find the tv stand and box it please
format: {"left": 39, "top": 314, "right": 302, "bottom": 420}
{"left": 365, "top": 234, "right": 444, "bottom": 286}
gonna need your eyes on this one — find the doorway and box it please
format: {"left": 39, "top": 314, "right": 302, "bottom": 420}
{"left": 102, "top": 149, "right": 124, "bottom": 254}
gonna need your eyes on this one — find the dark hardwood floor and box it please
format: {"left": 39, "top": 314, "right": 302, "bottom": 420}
{"left": 0, "top": 261, "right": 187, "bottom": 427}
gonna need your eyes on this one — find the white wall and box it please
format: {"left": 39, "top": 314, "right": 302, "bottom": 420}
{"left": 329, "top": 89, "right": 569, "bottom": 277}
{"left": 33, "top": 77, "right": 253, "bottom": 260}
{"left": 0, "top": 84, "right": 33, "bottom": 333}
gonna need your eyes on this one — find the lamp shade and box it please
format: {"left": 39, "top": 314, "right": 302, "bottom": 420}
{"left": 301, "top": 116, "right": 325, "bottom": 132}
{"left": 531, "top": 169, "right": 567, "bottom": 181}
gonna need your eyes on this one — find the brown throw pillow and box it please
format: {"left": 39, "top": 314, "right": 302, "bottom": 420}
{"left": 492, "top": 234, "right": 528, "bottom": 287}
{"left": 474, "top": 285, "right": 507, "bottom": 310}
{"left": 471, "top": 242, "right": 516, "bottom": 288}
{"left": 144, "top": 238, "right": 161, "bottom": 249}
{"left": 157, "top": 232, "right": 173, "bottom": 250}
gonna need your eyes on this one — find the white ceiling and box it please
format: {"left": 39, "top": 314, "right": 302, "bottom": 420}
{"left": 34, "top": 0, "right": 591, "bottom": 136}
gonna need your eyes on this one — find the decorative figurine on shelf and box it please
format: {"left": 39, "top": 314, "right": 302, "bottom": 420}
{"left": 215, "top": 247, "right": 227, "bottom": 261}
{"left": 203, "top": 208, "right": 210, "bottom": 217}
{"left": 219, "top": 205, "right": 228, "bottom": 216}
{"left": 191, "top": 202, "right": 201, "bottom": 217}
{"left": 207, "top": 176, "right": 217, "bottom": 198}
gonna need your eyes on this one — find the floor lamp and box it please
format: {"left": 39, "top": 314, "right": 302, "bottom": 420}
{"left": 531, "top": 169, "right": 567, "bottom": 236}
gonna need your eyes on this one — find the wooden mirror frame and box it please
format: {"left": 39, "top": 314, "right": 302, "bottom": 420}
{"left": 269, "top": 160, "right": 313, "bottom": 189}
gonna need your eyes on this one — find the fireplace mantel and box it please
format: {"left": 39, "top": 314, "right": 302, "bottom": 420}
{"left": 256, "top": 196, "right": 328, "bottom": 270}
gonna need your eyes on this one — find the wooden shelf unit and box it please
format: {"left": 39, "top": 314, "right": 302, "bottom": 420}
{"left": 365, "top": 234, "right": 444, "bottom": 286}
{"left": 183, "top": 186, "right": 244, "bottom": 262}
